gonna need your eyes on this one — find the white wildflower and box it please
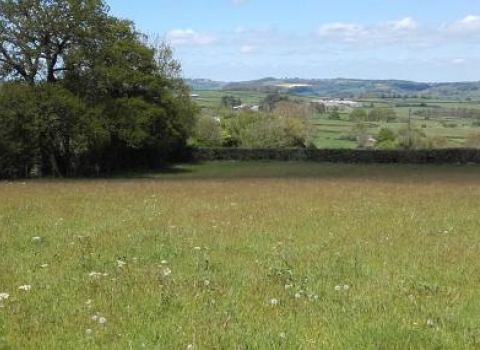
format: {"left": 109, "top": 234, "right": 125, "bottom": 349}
{"left": 186, "top": 344, "right": 194, "bottom": 350}
{"left": 343, "top": 284, "right": 350, "bottom": 291}
{"left": 294, "top": 292, "right": 302, "bottom": 299}
{"left": 284, "top": 284, "right": 293, "bottom": 290}
{"left": 161, "top": 267, "right": 172, "bottom": 277}
{"left": 91, "top": 314, "right": 99, "bottom": 322}
{"left": 32, "top": 236, "right": 42, "bottom": 242}
{"left": 18, "top": 285, "right": 31, "bottom": 291}
{"left": 269, "top": 298, "right": 280, "bottom": 306}
{"left": 85, "top": 299, "right": 93, "bottom": 308}
{"left": 85, "top": 328, "right": 93, "bottom": 336}
{"left": 88, "top": 272, "right": 108, "bottom": 279}
{"left": 427, "top": 319, "right": 434, "bottom": 327}
{"left": 160, "top": 260, "right": 168, "bottom": 265}
{"left": 334, "top": 285, "right": 341, "bottom": 291}
{"left": 116, "top": 259, "right": 126, "bottom": 268}
{"left": 279, "top": 332, "right": 286, "bottom": 339}
{"left": 0, "top": 293, "right": 9, "bottom": 307}
{"left": 41, "top": 263, "right": 49, "bottom": 268}
{"left": 204, "top": 279, "right": 210, "bottom": 287}
{"left": 98, "top": 317, "right": 107, "bottom": 326}
{"left": 193, "top": 246, "right": 201, "bottom": 251}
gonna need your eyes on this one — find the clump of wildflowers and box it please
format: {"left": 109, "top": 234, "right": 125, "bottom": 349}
{"left": 88, "top": 272, "right": 108, "bottom": 280}
{"left": 0, "top": 293, "right": 9, "bottom": 308}
{"left": 269, "top": 298, "right": 280, "bottom": 306}
{"left": 161, "top": 267, "right": 172, "bottom": 277}
{"left": 18, "top": 285, "right": 32, "bottom": 291}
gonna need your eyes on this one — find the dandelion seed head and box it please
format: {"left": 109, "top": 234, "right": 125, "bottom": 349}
{"left": 98, "top": 317, "right": 107, "bottom": 326}
{"left": 85, "top": 328, "right": 93, "bottom": 336}
{"left": 343, "top": 284, "right": 350, "bottom": 291}
{"left": 334, "top": 285, "right": 341, "bottom": 291}
{"left": 279, "top": 332, "right": 286, "bottom": 339}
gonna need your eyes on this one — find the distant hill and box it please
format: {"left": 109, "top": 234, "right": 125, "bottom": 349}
{"left": 186, "top": 77, "right": 480, "bottom": 99}
{"left": 184, "top": 79, "right": 227, "bottom": 90}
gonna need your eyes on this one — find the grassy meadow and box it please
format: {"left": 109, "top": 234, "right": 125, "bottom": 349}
{"left": 2, "top": 161, "right": 480, "bottom": 348}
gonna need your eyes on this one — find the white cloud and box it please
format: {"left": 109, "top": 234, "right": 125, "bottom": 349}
{"left": 234, "top": 26, "right": 246, "bottom": 34}
{"left": 240, "top": 45, "right": 255, "bottom": 54}
{"left": 318, "top": 17, "right": 424, "bottom": 48}
{"left": 318, "top": 23, "right": 368, "bottom": 43}
{"left": 440, "top": 15, "right": 480, "bottom": 35}
{"left": 452, "top": 58, "right": 465, "bottom": 65}
{"left": 166, "top": 29, "right": 217, "bottom": 46}
{"left": 387, "top": 17, "right": 418, "bottom": 31}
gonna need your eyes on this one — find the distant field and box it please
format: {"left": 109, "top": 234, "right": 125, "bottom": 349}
{"left": 192, "top": 90, "right": 480, "bottom": 148}
{"left": 2, "top": 161, "right": 480, "bottom": 348}
{"left": 193, "top": 90, "right": 268, "bottom": 109}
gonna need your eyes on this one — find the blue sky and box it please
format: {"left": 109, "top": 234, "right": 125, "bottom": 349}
{"left": 108, "top": 0, "right": 480, "bottom": 82}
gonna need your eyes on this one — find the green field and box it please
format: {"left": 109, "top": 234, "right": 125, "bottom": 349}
{"left": 193, "top": 90, "right": 268, "bottom": 109}
{"left": 311, "top": 113, "right": 480, "bottom": 148}
{"left": 2, "top": 161, "right": 480, "bottom": 348}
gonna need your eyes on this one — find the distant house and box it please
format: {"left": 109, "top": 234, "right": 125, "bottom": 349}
{"left": 190, "top": 94, "right": 200, "bottom": 99}
{"left": 232, "top": 104, "right": 247, "bottom": 110}
{"left": 324, "top": 99, "right": 362, "bottom": 108}
{"left": 232, "top": 104, "right": 259, "bottom": 112}
{"left": 357, "top": 135, "right": 377, "bottom": 149}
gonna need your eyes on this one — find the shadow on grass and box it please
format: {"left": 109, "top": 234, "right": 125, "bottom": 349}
{"left": 109, "top": 160, "right": 480, "bottom": 184}
{"left": 110, "top": 164, "right": 194, "bottom": 179}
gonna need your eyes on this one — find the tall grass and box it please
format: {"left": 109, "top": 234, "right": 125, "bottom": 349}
{"left": 1, "top": 162, "right": 480, "bottom": 348}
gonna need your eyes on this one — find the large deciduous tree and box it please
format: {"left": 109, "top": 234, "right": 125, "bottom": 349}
{"left": 0, "top": 0, "right": 110, "bottom": 84}
{"left": 0, "top": 0, "right": 197, "bottom": 177}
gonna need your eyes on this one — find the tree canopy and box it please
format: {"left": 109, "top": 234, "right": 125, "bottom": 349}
{"left": 0, "top": 0, "right": 197, "bottom": 177}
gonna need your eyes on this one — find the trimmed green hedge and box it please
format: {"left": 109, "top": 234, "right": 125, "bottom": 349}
{"left": 191, "top": 148, "right": 480, "bottom": 164}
